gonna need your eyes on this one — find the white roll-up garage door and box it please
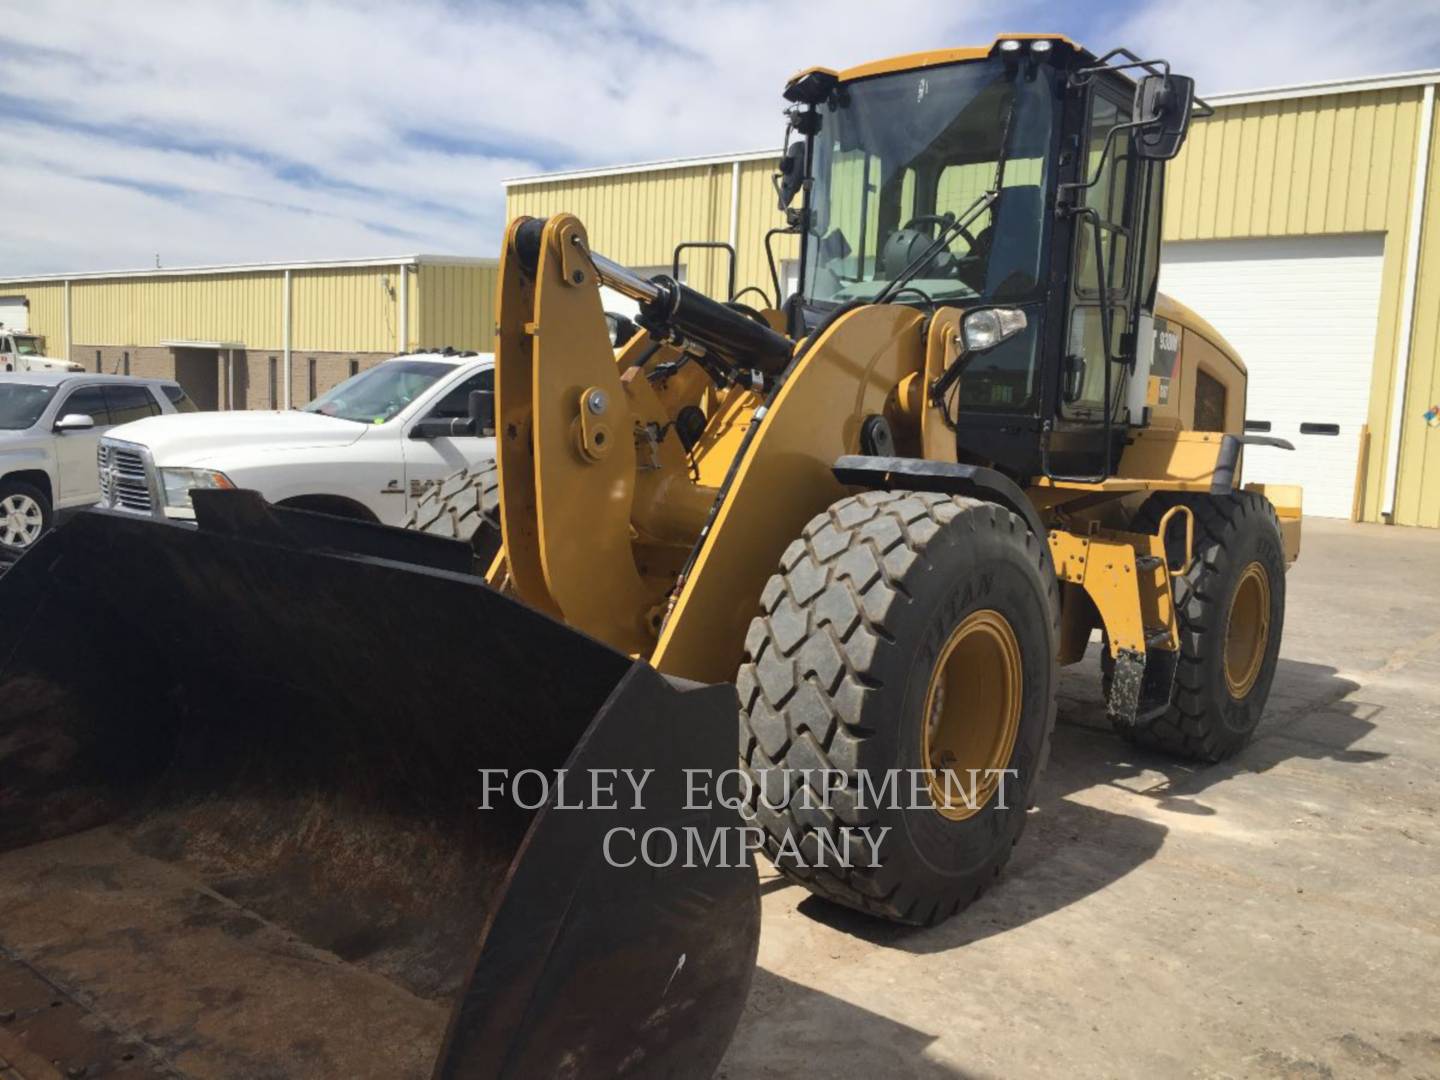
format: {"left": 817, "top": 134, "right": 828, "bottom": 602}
{"left": 1159, "top": 235, "right": 1385, "bottom": 519}
{"left": 0, "top": 296, "right": 28, "bottom": 333}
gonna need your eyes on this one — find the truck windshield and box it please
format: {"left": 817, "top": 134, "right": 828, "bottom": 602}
{"left": 301, "top": 360, "right": 452, "bottom": 424}
{"left": 13, "top": 337, "right": 41, "bottom": 356}
{"left": 0, "top": 385, "right": 56, "bottom": 430}
{"left": 804, "top": 57, "right": 1056, "bottom": 306}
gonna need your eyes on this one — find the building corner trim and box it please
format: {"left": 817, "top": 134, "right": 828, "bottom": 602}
{"left": 1382, "top": 81, "right": 1435, "bottom": 521}
{"left": 283, "top": 269, "right": 293, "bottom": 410}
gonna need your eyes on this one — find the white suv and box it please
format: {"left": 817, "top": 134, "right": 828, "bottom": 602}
{"left": 97, "top": 351, "right": 495, "bottom": 534}
{"left": 0, "top": 372, "right": 192, "bottom": 549}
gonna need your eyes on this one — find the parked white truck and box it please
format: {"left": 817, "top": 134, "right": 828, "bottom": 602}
{"left": 97, "top": 351, "right": 496, "bottom": 537}
{"left": 0, "top": 329, "right": 83, "bottom": 374}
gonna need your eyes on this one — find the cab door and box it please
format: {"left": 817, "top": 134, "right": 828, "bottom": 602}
{"left": 1051, "top": 80, "right": 1164, "bottom": 478}
{"left": 52, "top": 385, "right": 112, "bottom": 504}
{"left": 399, "top": 368, "right": 496, "bottom": 526}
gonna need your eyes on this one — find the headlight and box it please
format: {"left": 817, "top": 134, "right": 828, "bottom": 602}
{"left": 160, "top": 467, "right": 234, "bottom": 510}
{"left": 962, "top": 307, "right": 1028, "bottom": 353}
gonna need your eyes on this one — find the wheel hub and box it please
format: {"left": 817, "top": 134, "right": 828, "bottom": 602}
{"left": 922, "top": 609, "right": 1023, "bottom": 821}
{"left": 1224, "top": 561, "right": 1272, "bottom": 699}
{"left": 0, "top": 494, "right": 43, "bottom": 547}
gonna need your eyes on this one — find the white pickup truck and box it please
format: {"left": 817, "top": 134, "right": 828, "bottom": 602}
{"left": 97, "top": 351, "right": 496, "bottom": 536}
{"left": 1, "top": 330, "right": 83, "bottom": 374}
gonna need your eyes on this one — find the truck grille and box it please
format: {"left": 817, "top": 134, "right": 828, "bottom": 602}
{"left": 98, "top": 441, "right": 154, "bottom": 514}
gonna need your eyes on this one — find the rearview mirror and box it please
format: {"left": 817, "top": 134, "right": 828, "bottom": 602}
{"left": 54, "top": 413, "right": 95, "bottom": 432}
{"left": 1134, "top": 73, "right": 1195, "bottom": 160}
{"left": 776, "top": 141, "right": 806, "bottom": 210}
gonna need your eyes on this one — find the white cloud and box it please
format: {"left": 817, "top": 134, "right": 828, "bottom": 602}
{"left": 0, "top": 0, "right": 1435, "bottom": 274}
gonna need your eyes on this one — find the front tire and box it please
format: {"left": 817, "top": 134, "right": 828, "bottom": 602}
{"left": 737, "top": 491, "right": 1058, "bottom": 925}
{"left": 1117, "top": 491, "right": 1286, "bottom": 762}
{"left": 0, "top": 479, "right": 51, "bottom": 550}
{"left": 406, "top": 461, "right": 499, "bottom": 540}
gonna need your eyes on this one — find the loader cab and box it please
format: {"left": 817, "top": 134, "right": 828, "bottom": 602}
{"left": 780, "top": 37, "right": 1201, "bottom": 482}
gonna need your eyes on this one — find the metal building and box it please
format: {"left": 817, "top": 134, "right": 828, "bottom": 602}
{"left": 0, "top": 256, "right": 497, "bottom": 411}
{"left": 506, "top": 68, "right": 1440, "bottom": 527}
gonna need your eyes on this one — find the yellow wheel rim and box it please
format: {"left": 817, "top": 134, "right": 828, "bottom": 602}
{"left": 922, "top": 609, "right": 1023, "bottom": 822}
{"left": 1224, "top": 562, "right": 1272, "bottom": 699}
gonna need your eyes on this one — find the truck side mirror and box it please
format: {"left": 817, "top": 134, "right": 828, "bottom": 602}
{"left": 54, "top": 413, "right": 96, "bottom": 432}
{"left": 1134, "top": 73, "right": 1196, "bottom": 160}
{"left": 776, "top": 141, "right": 806, "bottom": 210}
{"left": 469, "top": 388, "right": 495, "bottom": 438}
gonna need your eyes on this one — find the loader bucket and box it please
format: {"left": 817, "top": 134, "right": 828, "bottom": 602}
{"left": 0, "top": 496, "right": 758, "bottom": 1078}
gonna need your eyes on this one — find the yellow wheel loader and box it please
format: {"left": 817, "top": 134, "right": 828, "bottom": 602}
{"left": 0, "top": 34, "right": 1300, "bottom": 1078}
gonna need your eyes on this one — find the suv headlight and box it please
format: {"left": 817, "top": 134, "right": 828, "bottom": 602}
{"left": 160, "top": 467, "right": 234, "bottom": 510}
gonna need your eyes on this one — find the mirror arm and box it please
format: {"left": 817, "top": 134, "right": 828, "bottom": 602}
{"left": 1057, "top": 116, "right": 1148, "bottom": 203}
{"left": 763, "top": 225, "right": 798, "bottom": 309}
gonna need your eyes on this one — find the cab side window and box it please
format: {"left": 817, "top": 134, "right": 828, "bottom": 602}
{"left": 1064, "top": 89, "right": 1139, "bottom": 420}
{"left": 428, "top": 370, "right": 493, "bottom": 423}
{"left": 105, "top": 385, "right": 161, "bottom": 425}
{"left": 58, "top": 386, "right": 110, "bottom": 426}
{"left": 163, "top": 384, "right": 199, "bottom": 413}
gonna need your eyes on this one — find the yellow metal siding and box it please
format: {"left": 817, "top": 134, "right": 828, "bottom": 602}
{"left": 1, "top": 283, "right": 65, "bottom": 350}
{"left": 0, "top": 263, "right": 495, "bottom": 359}
{"left": 509, "top": 162, "right": 777, "bottom": 302}
{"left": 67, "top": 274, "right": 284, "bottom": 349}
{"left": 1164, "top": 90, "right": 1421, "bottom": 242}
{"left": 416, "top": 264, "right": 499, "bottom": 353}
{"left": 291, "top": 267, "right": 401, "bottom": 353}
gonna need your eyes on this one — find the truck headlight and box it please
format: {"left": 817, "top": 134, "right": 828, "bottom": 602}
{"left": 160, "top": 467, "right": 235, "bottom": 510}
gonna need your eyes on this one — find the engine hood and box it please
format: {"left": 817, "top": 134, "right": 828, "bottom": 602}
{"left": 107, "top": 410, "right": 372, "bottom": 465}
{"left": 0, "top": 428, "right": 47, "bottom": 453}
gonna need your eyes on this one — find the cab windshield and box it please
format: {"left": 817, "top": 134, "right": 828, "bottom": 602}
{"left": 301, "top": 360, "right": 451, "bottom": 424}
{"left": 804, "top": 57, "right": 1057, "bottom": 306}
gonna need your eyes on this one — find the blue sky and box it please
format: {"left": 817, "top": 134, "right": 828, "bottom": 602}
{"left": 2, "top": 0, "right": 1437, "bottom": 275}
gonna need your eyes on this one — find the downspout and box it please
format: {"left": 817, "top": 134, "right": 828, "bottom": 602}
{"left": 1382, "top": 79, "right": 1435, "bottom": 521}
{"left": 282, "top": 269, "right": 293, "bottom": 410}
{"left": 729, "top": 160, "right": 741, "bottom": 296}
{"left": 398, "top": 262, "right": 409, "bottom": 354}
{"left": 62, "top": 279, "right": 71, "bottom": 362}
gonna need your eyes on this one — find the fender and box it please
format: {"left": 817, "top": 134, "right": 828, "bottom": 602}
{"left": 833, "top": 454, "right": 1047, "bottom": 540}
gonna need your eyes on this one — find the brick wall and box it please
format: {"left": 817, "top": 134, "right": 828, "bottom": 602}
{"left": 70, "top": 344, "right": 391, "bottom": 411}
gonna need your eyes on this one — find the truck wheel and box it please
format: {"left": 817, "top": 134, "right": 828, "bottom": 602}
{"left": 0, "top": 479, "right": 51, "bottom": 550}
{"left": 407, "top": 461, "right": 499, "bottom": 541}
{"left": 1112, "top": 491, "right": 1286, "bottom": 762}
{"left": 738, "top": 491, "right": 1058, "bottom": 925}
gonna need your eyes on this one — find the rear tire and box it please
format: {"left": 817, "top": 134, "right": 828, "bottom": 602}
{"left": 737, "top": 491, "right": 1058, "bottom": 925}
{"left": 0, "top": 479, "right": 51, "bottom": 550}
{"left": 1112, "top": 491, "right": 1286, "bottom": 762}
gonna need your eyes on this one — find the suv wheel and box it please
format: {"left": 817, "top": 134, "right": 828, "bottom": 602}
{"left": 0, "top": 480, "right": 51, "bottom": 550}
